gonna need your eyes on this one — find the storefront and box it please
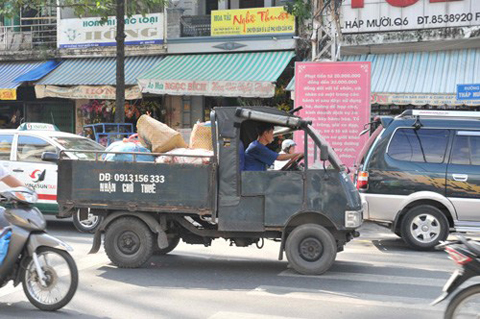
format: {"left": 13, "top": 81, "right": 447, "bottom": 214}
{"left": 137, "top": 50, "right": 295, "bottom": 128}
{"left": 287, "top": 48, "right": 480, "bottom": 115}
{"left": 34, "top": 56, "right": 164, "bottom": 133}
{"left": 0, "top": 60, "right": 74, "bottom": 131}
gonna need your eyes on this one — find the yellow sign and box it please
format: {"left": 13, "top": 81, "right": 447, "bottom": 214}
{"left": 0, "top": 89, "right": 16, "bottom": 100}
{"left": 211, "top": 7, "right": 295, "bottom": 37}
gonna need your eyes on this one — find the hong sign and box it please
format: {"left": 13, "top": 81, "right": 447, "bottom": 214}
{"left": 58, "top": 13, "right": 164, "bottom": 49}
{"left": 341, "top": 0, "right": 480, "bottom": 33}
{"left": 457, "top": 84, "right": 480, "bottom": 100}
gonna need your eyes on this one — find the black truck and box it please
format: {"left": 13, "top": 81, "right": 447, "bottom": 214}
{"left": 52, "top": 106, "right": 363, "bottom": 275}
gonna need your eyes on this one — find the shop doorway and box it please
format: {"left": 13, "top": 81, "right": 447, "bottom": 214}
{"left": 26, "top": 102, "right": 75, "bottom": 133}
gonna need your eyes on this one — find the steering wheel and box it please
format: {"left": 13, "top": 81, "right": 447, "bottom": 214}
{"left": 281, "top": 154, "right": 304, "bottom": 171}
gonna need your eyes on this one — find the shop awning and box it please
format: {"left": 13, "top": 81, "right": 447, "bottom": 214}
{"left": 137, "top": 51, "right": 295, "bottom": 98}
{"left": 0, "top": 60, "right": 59, "bottom": 100}
{"left": 288, "top": 49, "right": 480, "bottom": 106}
{"left": 35, "top": 56, "right": 163, "bottom": 100}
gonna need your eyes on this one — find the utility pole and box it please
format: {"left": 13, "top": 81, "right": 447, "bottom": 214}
{"left": 311, "top": 0, "right": 343, "bottom": 62}
{"left": 115, "top": 0, "right": 126, "bottom": 123}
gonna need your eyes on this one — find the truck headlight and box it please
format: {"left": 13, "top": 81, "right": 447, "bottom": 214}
{"left": 345, "top": 210, "right": 363, "bottom": 228}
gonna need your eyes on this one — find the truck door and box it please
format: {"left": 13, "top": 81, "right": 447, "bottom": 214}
{"left": 446, "top": 131, "right": 480, "bottom": 221}
{"left": 13, "top": 135, "right": 58, "bottom": 213}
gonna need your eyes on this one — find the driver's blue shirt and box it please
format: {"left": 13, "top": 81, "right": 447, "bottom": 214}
{"left": 244, "top": 140, "right": 279, "bottom": 171}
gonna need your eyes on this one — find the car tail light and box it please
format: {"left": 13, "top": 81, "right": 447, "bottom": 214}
{"left": 356, "top": 171, "right": 369, "bottom": 190}
{"left": 446, "top": 246, "right": 472, "bottom": 265}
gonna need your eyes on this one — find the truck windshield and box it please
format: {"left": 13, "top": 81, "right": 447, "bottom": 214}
{"left": 306, "top": 125, "right": 344, "bottom": 171}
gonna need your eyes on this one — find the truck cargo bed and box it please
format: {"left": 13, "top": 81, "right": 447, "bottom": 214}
{"left": 57, "top": 155, "right": 216, "bottom": 217}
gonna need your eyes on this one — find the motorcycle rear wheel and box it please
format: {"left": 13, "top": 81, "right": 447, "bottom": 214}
{"left": 445, "top": 284, "right": 480, "bottom": 319}
{"left": 22, "top": 247, "right": 78, "bottom": 311}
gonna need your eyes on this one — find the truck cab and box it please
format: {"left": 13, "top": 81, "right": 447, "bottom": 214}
{"left": 54, "top": 106, "right": 362, "bottom": 275}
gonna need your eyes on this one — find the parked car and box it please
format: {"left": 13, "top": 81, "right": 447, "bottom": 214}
{"left": 0, "top": 123, "right": 105, "bottom": 232}
{"left": 355, "top": 110, "right": 480, "bottom": 250}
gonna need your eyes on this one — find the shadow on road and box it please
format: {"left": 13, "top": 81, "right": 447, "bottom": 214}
{"left": 92, "top": 252, "right": 447, "bottom": 301}
{"left": 371, "top": 238, "right": 444, "bottom": 254}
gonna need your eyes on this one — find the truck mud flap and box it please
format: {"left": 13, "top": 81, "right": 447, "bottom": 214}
{"left": 89, "top": 230, "right": 102, "bottom": 254}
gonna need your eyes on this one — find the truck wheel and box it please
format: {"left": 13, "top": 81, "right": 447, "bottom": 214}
{"left": 400, "top": 205, "right": 449, "bottom": 251}
{"left": 73, "top": 209, "right": 103, "bottom": 233}
{"left": 104, "top": 217, "right": 154, "bottom": 268}
{"left": 285, "top": 224, "right": 337, "bottom": 275}
{"left": 154, "top": 235, "right": 180, "bottom": 255}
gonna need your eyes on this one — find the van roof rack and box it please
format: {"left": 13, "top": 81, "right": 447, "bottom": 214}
{"left": 399, "top": 110, "right": 480, "bottom": 119}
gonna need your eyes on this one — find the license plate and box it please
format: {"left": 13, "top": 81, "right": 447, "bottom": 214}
{"left": 443, "top": 269, "right": 461, "bottom": 292}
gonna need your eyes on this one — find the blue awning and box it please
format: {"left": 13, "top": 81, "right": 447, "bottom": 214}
{"left": 14, "top": 60, "right": 61, "bottom": 83}
{"left": 0, "top": 60, "right": 57, "bottom": 89}
{"left": 37, "top": 56, "right": 163, "bottom": 86}
{"left": 345, "top": 49, "right": 480, "bottom": 95}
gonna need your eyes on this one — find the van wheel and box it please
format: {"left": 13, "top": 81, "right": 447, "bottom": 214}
{"left": 73, "top": 209, "right": 102, "bottom": 233}
{"left": 104, "top": 217, "right": 154, "bottom": 268}
{"left": 401, "top": 205, "right": 449, "bottom": 251}
{"left": 285, "top": 224, "right": 337, "bottom": 275}
{"left": 153, "top": 235, "right": 180, "bottom": 255}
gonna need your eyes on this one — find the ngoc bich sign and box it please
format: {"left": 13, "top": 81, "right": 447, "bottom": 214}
{"left": 341, "top": 0, "right": 480, "bottom": 33}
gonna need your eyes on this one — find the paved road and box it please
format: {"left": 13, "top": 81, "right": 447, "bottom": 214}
{"left": 0, "top": 220, "right": 459, "bottom": 319}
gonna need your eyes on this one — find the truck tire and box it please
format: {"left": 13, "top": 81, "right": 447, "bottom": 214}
{"left": 400, "top": 205, "right": 449, "bottom": 251}
{"left": 285, "top": 224, "right": 337, "bottom": 275}
{"left": 153, "top": 235, "right": 180, "bottom": 255}
{"left": 104, "top": 217, "right": 154, "bottom": 268}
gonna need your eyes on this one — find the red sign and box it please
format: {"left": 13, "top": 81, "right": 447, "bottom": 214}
{"left": 352, "top": 0, "right": 461, "bottom": 8}
{"left": 294, "top": 62, "right": 371, "bottom": 169}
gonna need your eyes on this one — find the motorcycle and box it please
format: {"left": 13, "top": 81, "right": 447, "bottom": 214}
{"left": 433, "top": 234, "right": 480, "bottom": 319}
{"left": 0, "top": 187, "right": 78, "bottom": 311}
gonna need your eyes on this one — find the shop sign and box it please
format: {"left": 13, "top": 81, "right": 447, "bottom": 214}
{"left": 0, "top": 89, "right": 16, "bottom": 100}
{"left": 211, "top": 7, "right": 295, "bottom": 36}
{"left": 341, "top": 0, "right": 480, "bottom": 33}
{"left": 294, "top": 62, "right": 371, "bottom": 169}
{"left": 139, "top": 79, "right": 275, "bottom": 98}
{"left": 372, "top": 92, "right": 480, "bottom": 106}
{"left": 58, "top": 13, "right": 164, "bottom": 49}
{"left": 35, "top": 85, "right": 142, "bottom": 100}
{"left": 457, "top": 84, "right": 480, "bottom": 100}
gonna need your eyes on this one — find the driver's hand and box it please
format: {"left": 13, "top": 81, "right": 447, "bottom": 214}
{"left": 295, "top": 152, "right": 304, "bottom": 159}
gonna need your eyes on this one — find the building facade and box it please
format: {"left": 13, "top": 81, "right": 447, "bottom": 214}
{"left": 0, "top": 0, "right": 297, "bottom": 135}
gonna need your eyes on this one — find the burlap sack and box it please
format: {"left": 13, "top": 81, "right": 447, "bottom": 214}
{"left": 137, "top": 115, "right": 187, "bottom": 153}
{"left": 189, "top": 122, "right": 213, "bottom": 151}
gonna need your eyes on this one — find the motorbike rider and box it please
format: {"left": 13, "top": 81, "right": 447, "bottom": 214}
{"left": 0, "top": 166, "right": 24, "bottom": 187}
{"left": 274, "top": 139, "right": 297, "bottom": 170}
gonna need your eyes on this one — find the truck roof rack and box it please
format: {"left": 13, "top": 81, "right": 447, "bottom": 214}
{"left": 399, "top": 110, "right": 480, "bottom": 119}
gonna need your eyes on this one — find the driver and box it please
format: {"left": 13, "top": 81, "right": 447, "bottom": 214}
{"left": 244, "top": 123, "right": 303, "bottom": 171}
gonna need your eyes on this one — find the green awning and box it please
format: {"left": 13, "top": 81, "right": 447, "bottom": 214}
{"left": 137, "top": 51, "right": 295, "bottom": 98}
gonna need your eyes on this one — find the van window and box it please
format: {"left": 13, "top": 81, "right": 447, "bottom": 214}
{"left": 451, "top": 135, "right": 480, "bottom": 166}
{"left": 0, "top": 135, "right": 13, "bottom": 160}
{"left": 388, "top": 128, "right": 450, "bottom": 164}
{"left": 16, "top": 136, "right": 57, "bottom": 162}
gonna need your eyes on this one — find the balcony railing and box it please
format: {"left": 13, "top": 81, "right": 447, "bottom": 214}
{"left": 0, "top": 17, "right": 57, "bottom": 51}
{"left": 180, "top": 15, "right": 211, "bottom": 37}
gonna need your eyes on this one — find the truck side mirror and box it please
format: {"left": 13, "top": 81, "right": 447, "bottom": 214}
{"left": 41, "top": 152, "right": 59, "bottom": 163}
{"left": 320, "top": 144, "right": 329, "bottom": 162}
